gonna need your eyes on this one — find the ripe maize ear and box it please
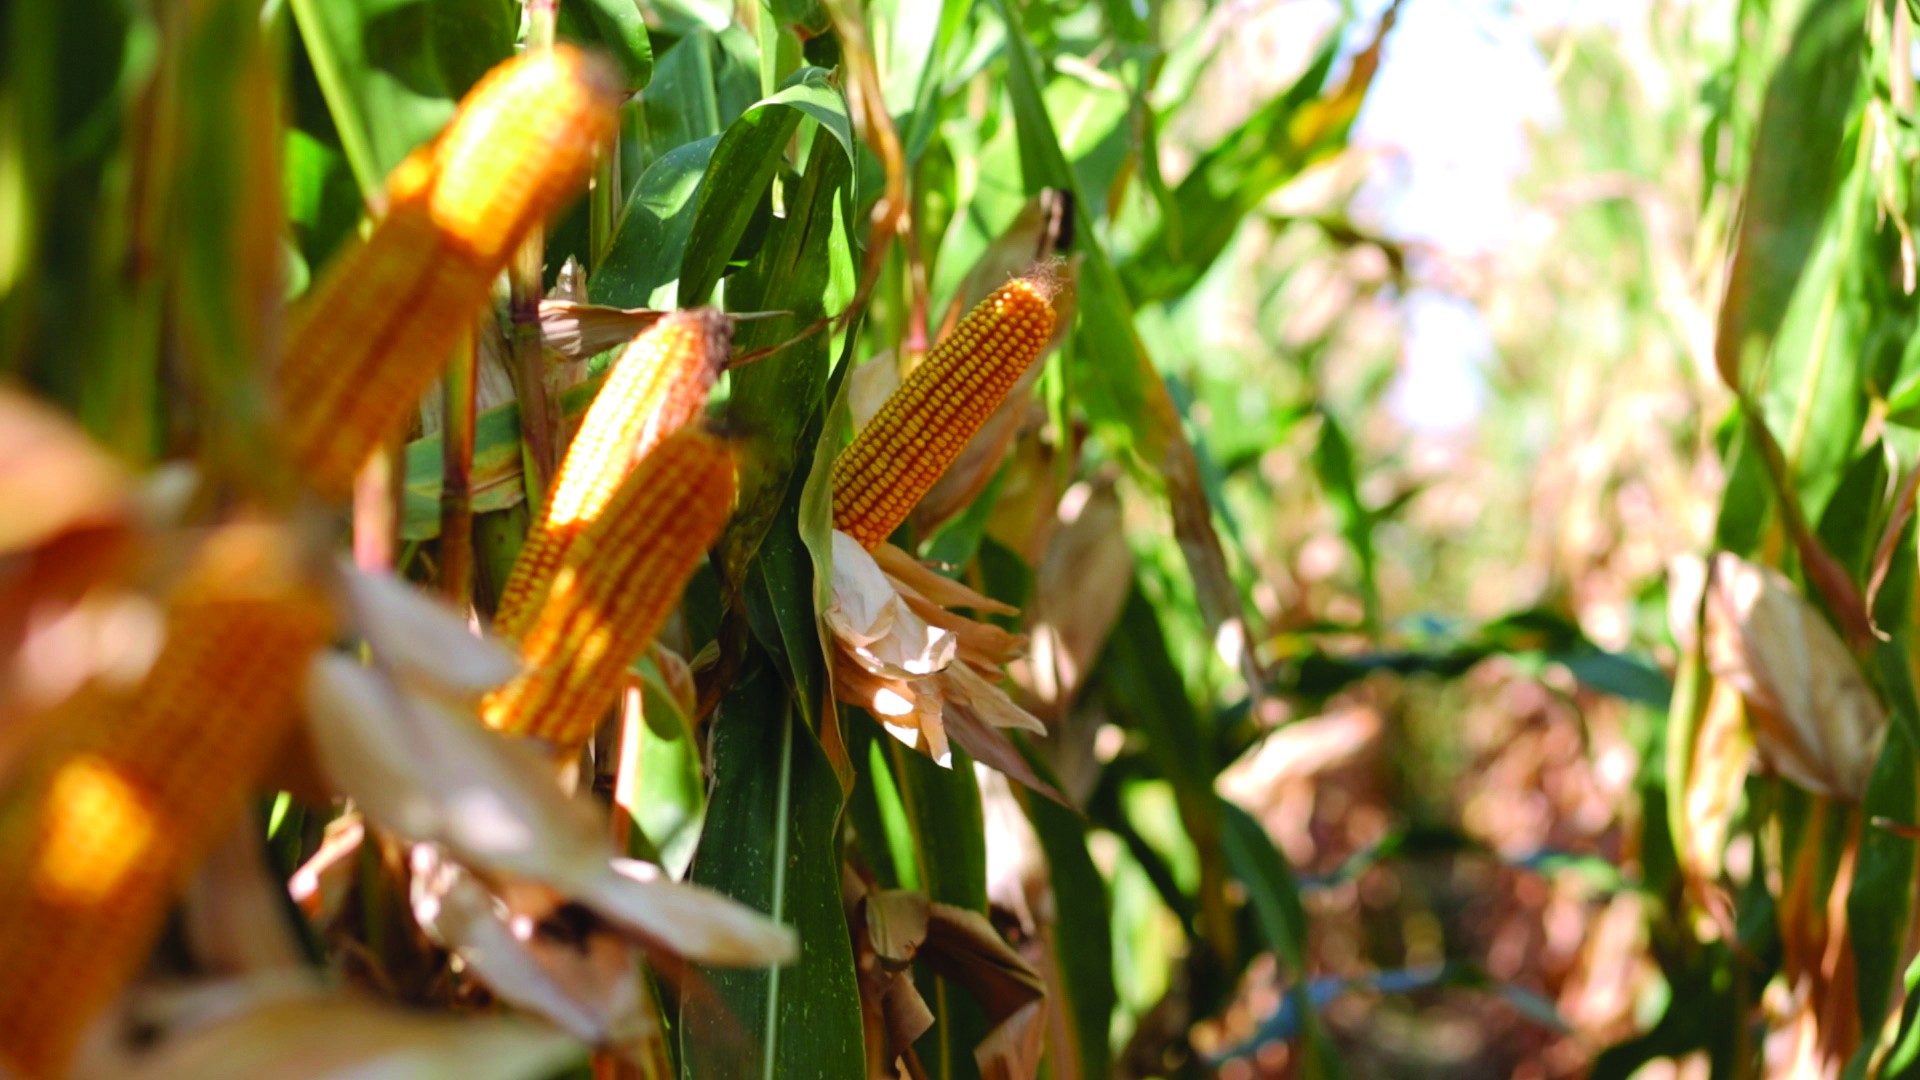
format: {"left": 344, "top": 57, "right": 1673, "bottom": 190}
{"left": 481, "top": 428, "right": 735, "bottom": 749}
{"left": 277, "top": 46, "right": 622, "bottom": 500}
{"left": 493, "top": 308, "right": 731, "bottom": 640}
{"left": 832, "top": 275, "right": 1057, "bottom": 549}
{"left": 0, "top": 523, "right": 333, "bottom": 1079}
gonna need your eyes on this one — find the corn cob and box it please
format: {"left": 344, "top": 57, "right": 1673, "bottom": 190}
{"left": 277, "top": 47, "right": 622, "bottom": 500}
{"left": 0, "top": 523, "right": 333, "bottom": 1079}
{"left": 832, "top": 275, "right": 1057, "bottom": 549}
{"left": 493, "top": 308, "right": 731, "bottom": 640}
{"left": 481, "top": 428, "right": 735, "bottom": 748}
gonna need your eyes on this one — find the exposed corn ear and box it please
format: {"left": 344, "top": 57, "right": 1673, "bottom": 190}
{"left": 277, "top": 47, "right": 622, "bottom": 499}
{"left": 0, "top": 523, "right": 333, "bottom": 1079}
{"left": 482, "top": 428, "right": 735, "bottom": 749}
{"left": 493, "top": 309, "right": 731, "bottom": 639}
{"left": 832, "top": 274, "right": 1058, "bottom": 549}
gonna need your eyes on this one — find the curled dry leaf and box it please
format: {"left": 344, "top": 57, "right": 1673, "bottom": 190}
{"left": 305, "top": 653, "right": 607, "bottom": 876}
{"left": 593, "top": 859, "right": 798, "bottom": 966}
{"left": 847, "top": 876, "right": 936, "bottom": 1077}
{"left": 93, "top": 983, "right": 579, "bottom": 1080}
{"left": 303, "top": 655, "right": 797, "bottom": 968}
{"left": 410, "top": 844, "right": 653, "bottom": 1053}
{"left": 846, "top": 879, "right": 1048, "bottom": 1080}
{"left": 1702, "top": 552, "right": 1888, "bottom": 801}
{"left": 539, "top": 300, "right": 664, "bottom": 362}
{"left": 337, "top": 561, "right": 522, "bottom": 700}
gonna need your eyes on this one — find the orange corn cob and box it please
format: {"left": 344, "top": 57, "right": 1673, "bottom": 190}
{"left": 493, "top": 308, "right": 731, "bottom": 640}
{"left": 481, "top": 428, "right": 735, "bottom": 749}
{"left": 832, "top": 275, "right": 1057, "bottom": 549}
{"left": 0, "top": 523, "right": 333, "bottom": 1079}
{"left": 277, "top": 47, "right": 622, "bottom": 499}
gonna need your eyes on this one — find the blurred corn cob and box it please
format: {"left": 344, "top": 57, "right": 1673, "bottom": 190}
{"left": 493, "top": 309, "right": 731, "bottom": 639}
{"left": 276, "top": 47, "right": 621, "bottom": 500}
{"left": 832, "top": 272, "right": 1058, "bottom": 549}
{"left": 0, "top": 523, "right": 333, "bottom": 1079}
{"left": 481, "top": 428, "right": 735, "bottom": 749}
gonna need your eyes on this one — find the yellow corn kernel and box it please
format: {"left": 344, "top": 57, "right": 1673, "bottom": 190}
{"left": 277, "top": 46, "right": 622, "bottom": 500}
{"left": 831, "top": 276, "right": 1057, "bottom": 549}
{"left": 0, "top": 523, "right": 333, "bottom": 1080}
{"left": 493, "top": 308, "right": 731, "bottom": 640}
{"left": 482, "top": 428, "right": 735, "bottom": 749}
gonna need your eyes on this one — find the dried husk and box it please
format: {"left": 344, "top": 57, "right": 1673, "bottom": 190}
{"left": 1700, "top": 552, "right": 1888, "bottom": 801}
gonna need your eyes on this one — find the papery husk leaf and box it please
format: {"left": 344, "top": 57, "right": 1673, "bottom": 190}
{"left": 590, "top": 859, "right": 798, "bottom": 966}
{"left": 942, "top": 662, "right": 1046, "bottom": 737}
{"left": 1023, "top": 481, "right": 1132, "bottom": 724}
{"left": 909, "top": 382, "right": 1041, "bottom": 539}
{"left": 1702, "top": 552, "right": 1888, "bottom": 800}
{"left": 409, "top": 844, "right": 651, "bottom": 1050}
{"left": 826, "top": 532, "right": 957, "bottom": 676}
{"left": 848, "top": 350, "right": 901, "bottom": 433}
{"left": 897, "top": 590, "right": 1025, "bottom": 669}
{"left": 943, "top": 697, "right": 1071, "bottom": 808}
{"left": 921, "top": 902, "right": 1048, "bottom": 1080}
{"left": 304, "top": 654, "right": 607, "bottom": 876}
{"left": 98, "top": 986, "right": 580, "bottom": 1080}
{"left": 539, "top": 300, "right": 664, "bottom": 361}
{"left": 304, "top": 656, "right": 796, "bottom": 968}
{"left": 870, "top": 542, "right": 1018, "bottom": 616}
{"left": 182, "top": 820, "right": 307, "bottom": 975}
{"left": 339, "top": 562, "right": 521, "bottom": 699}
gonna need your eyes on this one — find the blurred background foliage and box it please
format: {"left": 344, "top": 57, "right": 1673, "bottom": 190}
{"left": 13, "top": 0, "right": 1920, "bottom": 1075}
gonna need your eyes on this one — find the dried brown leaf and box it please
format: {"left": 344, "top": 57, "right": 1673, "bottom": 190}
{"left": 922, "top": 903, "right": 1048, "bottom": 1080}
